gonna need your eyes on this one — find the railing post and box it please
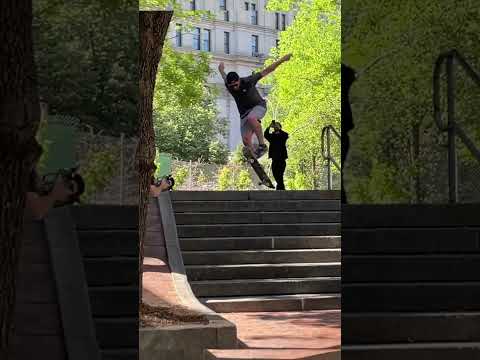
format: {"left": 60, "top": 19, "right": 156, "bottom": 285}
{"left": 327, "top": 127, "right": 332, "bottom": 190}
{"left": 446, "top": 55, "right": 458, "bottom": 203}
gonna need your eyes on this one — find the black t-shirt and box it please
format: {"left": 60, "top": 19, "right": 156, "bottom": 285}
{"left": 226, "top": 72, "right": 267, "bottom": 118}
{"left": 264, "top": 128, "right": 288, "bottom": 160}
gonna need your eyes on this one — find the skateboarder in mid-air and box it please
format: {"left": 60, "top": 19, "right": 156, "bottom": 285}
{"left": 264, "top": 121, "right": 289, "bottom": 190}
{"left": 218, "top": 53, "right": 292, "bottom": 158}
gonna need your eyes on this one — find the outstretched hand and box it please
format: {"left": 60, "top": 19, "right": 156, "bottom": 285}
{"left": 218, "top": 62, "right": 225, "bottom": 72}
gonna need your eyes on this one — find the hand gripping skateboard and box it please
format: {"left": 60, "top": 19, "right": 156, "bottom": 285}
{"left": 243, "top": 146, "right": 275, "bottom": 189}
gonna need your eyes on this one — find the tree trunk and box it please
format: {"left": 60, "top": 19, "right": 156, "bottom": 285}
{"left": 0, "top": 1, "right": 42, "bottom": 357}
{"left": 138, "top": 11, "right": 173, "bottom": 302}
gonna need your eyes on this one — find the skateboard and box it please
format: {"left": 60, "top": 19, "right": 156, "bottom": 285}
{"left": 243, "top": 146, "right": 275, "bottom": 189}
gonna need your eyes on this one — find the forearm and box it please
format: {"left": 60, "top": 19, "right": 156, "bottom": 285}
{"left": 219, "top": 69, "right": 227, "bottom": 82}
{"left": 264, "top": 127, "right": 271, "bottom": 139}
{"left": 26, "top": 192, "right": 57, "bottom": 220}
{"left": 261, "top": 55, "right": 289, "bottom": 77}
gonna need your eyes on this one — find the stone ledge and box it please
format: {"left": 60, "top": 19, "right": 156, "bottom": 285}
{"left": 140, "top": 319, "right": 237, "bottom": 360}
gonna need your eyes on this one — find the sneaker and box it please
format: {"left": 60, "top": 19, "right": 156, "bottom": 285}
{"left": 255, "top": 144, "right": 268, "bottom": 158}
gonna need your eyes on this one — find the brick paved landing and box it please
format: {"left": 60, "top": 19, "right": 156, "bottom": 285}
{"left": 142, "top": 257, "right": 180, "bottom": 307}
{"left": 207, "top": 310, "right": 340, "bottom": 360}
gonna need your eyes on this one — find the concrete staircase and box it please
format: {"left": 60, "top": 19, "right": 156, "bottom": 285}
{"left": 342, "top": 204, "right": 480, "bottom": 360}
{"left": 172, "top": 191, "right": 341, "bottom": 312}
{"left": 73, "top": 206, "right": 139, "bottom": 360}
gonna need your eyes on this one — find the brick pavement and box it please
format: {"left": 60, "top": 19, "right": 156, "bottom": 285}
{"left": 142, "top": 256, "right": 180, "bottom": 307}
{"left": 210, "top": 310, "right": 340, "bottom": 359}
{"left": 142, "top": 197, "right": 180, "bottom": 307}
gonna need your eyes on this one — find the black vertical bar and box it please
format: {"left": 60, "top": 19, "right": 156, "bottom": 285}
{"left": 327, "top": 127, "right": 332, "bottom": 190}
{"left": 446, "top": 55, "right": 458, "bottom": 203}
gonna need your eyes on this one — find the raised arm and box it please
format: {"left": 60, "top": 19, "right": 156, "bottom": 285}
{"left": 218, "top": 62, "right": 227, "bottom": 82}
{"left": 260, "top": 53, "right": 292, "bottom": 78}
{"left": 264, "top": 125, "right": 272, "bottom": 141}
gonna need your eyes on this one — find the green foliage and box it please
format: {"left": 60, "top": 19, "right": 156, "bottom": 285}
{"left": 237, "top": 170, "right": 253, "bottom": 190}
{"left": 172, "top": 165, "right": 189, "bottom": 186}
{"left": 217, "top": 165, "right": 253, "bottom": 190}
{"left": 262, "top": 0, "right": 340, "bottom": 190}
{"left": 285, "top": 170, "right": 309, "bottom": 190}
{"left": 139, "top": 0, "right": 213, "bottom": 21}
{"left": 81, "top": 146, "right": 119, "bottom": 201}
{"left": 230, "top": 145, "right": 247, "bottom": 165}
{"left": 217, "top": 166, "right": 232, "bottom": 190}
{"left": 154, "top": 44, "right": 229, "bottom": 164}
{"left": 343, "top": 1, "right": 480, "bottom": 203}
{"left": 33, "top": 0, "right": 138, "bottom": 136}
{"left": 208, "top": 140, "right": 230, "bottom": 165}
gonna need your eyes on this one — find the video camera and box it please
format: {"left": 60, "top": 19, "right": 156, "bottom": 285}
{"left": 39, "top": 166, "right": 86, "bottom": 206}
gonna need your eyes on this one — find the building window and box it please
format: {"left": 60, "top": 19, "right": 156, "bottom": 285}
{"left": 190, "top": 0, "right": 196, "bottom": 10}
{"left": 251, "top": 35, "right": 259, "bottom": 56}
{"left": 193, "top": 27, "right": 201, "bottom": 50}
{"left": 224, "top": 32, "right": 230, "bottom": 54}
{"left": 220, "top": 0, "right": 226, "bottom": 10}
{"left": 244, "top": 2, "right": 249, "bottom": 10}
{"left": 282, "top": 14, "right": 286, "bottom": 30}
{"left": 251, "top": 4, "right": 258, "bottom": 25}
{"left": 202, "top": 29, "right": 211, "bottom": 52}
{"left": 224, "top": 10, "right": 229, "bottom": 21}
{"left": 275, "top": 13, "right": 280, "bottom": 30}
{"left": 175, "top": 24, "right": 182, "bottom": 47}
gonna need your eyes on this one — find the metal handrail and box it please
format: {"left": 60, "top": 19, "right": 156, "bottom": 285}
{"left": 433, "top": 49, "right": 480, "bottom": 203}
{"left": 321, "top": 125, "right": 341, "bottom": 190}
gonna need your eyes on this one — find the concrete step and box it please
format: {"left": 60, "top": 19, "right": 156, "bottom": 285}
{"left": 178, "top": 223, "right": 340, "bottom": 238}
{"left": 343, "top": 228, "right": 480, "bottom": 254}
{"left": 78, "top": 230, "right": 138, "bottom": 257}
{"left": 171, "top": 190, "right": 340, "bottom": 201}
{"left": 84, "top": 257, "right": 137, "bottom": 286}
{"left": 205, "top": 348, "right": 341, "bottom": 360}
{"left": 343, "top": 254, "right": 480, "bottom": 282}
{"left": 101, "top": 349, "right": 138, "bottom": 360}
{"left": 342, "top": 282, "right": 480, "bottom": 312}
{"left": 191, "top": 277, "right": 340, "bottom": 297}
{"left": 186, "top": 262, "right": 340, "bottom": 280}
{"left": 183, "top": 249, "right": 341, "bottom": 265}
{"left": 175, "top": 211, "right": 340, "bottom": 225}
{"left": 95, "top": 317, "right": 138, "bottom": 348}
{"left": 89, "top": 286, "right": 138, "bottom": 317}
{"left": 72, "top": 205, "right": 138, "bottom": 230}
{"left": 180, "top": 236, "right": 341, "bottom": 251}
{"left": 173, "top": 200, "right": 340, "bottom": 213}
{"left": 343, "top": 204, "right": 480, "bottom": 228}
{"left": 342, "top": 312, "right": 480, "bottom": 344}
{"left": 201, "top": 293, "right": 341, "bottom": 312}
{"left": 341, "top": 342, "right": 480, "bottom": 360}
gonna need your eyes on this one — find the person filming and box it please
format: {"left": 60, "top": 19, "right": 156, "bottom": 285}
{"left": 264, "top": 121, "right": 289, "bottom": 190}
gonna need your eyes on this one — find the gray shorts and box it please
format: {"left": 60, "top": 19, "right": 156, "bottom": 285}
{"left": 240, "top": 105, "right": 267, "bottom": 137}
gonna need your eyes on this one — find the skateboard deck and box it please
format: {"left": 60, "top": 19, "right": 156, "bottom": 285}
{"left": 243, "top": 146, "right": 275, "bottom": 189}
